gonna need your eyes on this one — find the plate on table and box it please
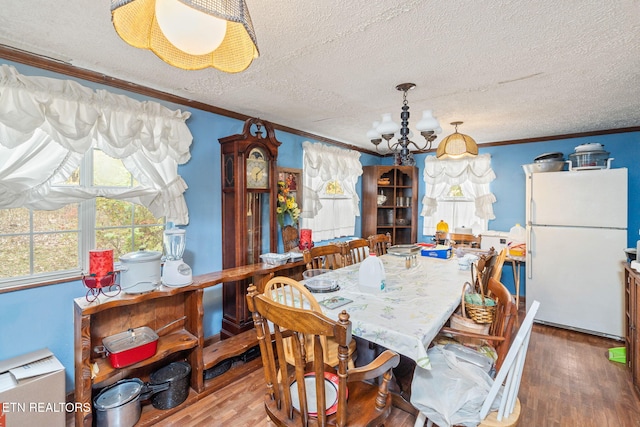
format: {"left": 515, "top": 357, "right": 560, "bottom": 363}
{"left": 290, "top": 372, "right": 345, "bottom": 416}
{"left": 387, "top": 244, "right": 421, "bottom": 256}
{"left": 304, "top": 282, "right": 340, "bottom": 293}
{"left": 303, "top": 269, "right": 339, "bottom": 293}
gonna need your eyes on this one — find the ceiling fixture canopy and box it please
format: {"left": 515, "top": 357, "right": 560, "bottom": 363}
{"left": 367, "top": 83, "right": 441, "bottom": 166}
{"left": 111, "top": 0, "right": 259, "bottom": 72}
{"left": 436, "top": 121, "right": 479, "bottom": 159}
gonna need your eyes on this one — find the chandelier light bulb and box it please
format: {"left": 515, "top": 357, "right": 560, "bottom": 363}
{"left": 416, "top": 110, "right": 440, "bottom": 132}
{"left": 155, "top": 0, "right": 228, "bottom": 55}
{"left": 367, "top": 121, "right": 381, "bottom": 139}
{"left": 376, "top": 113, "right": 400, "bottom": 136}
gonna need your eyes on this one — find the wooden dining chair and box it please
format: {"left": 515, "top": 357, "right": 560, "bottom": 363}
{"left": 439, "top": 277, "right": 518, "bottom": 372}
{"left": 246, "top": 284, "right": 400, "bottom": 427}
{"left": 491, "top": 248, "right": 508, "bottom": 282}
{"left": 303, "top": 244, "right": 344, "bottom": 270}
{"left": 263, "top": 276, "right": 357, "bottom": 369}
{"left": 418, "top": 301, "right": 541, "bottom": 427}
{"left": 368, "top": 233, "right": 391, "bottom": 256}
{"left": 282, "top": 225, "right": 300, "bottom": 252}
{"left": 343, "top": 238, "right": 370, "bottom": 266}
{"left": 473, "top": 249, "right": 497, "bottom": 295}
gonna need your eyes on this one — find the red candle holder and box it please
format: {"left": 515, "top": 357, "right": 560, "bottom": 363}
{"left": 89, "top": 249, "right": 114, "bottom": 278}
{"left": 299, "top": 228, "right": 314, "bottom": 250}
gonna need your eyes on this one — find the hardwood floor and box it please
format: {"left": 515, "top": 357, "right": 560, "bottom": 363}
{"left": 71, "top": 306, "right": 640, "bottom": 426}
{"left": 157, "top": 323, "right": 640, "bottom": 426}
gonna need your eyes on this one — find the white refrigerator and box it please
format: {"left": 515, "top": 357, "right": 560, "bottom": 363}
{"left": 525, "top": 167, "right": 628, "bottom": 339}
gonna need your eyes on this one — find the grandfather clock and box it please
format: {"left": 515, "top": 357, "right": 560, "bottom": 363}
{"left": 219, "top": 118, "right": 280, "bottom": 337}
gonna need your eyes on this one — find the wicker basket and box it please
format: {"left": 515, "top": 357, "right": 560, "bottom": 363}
{"left": 461, "top": 281, "right": 496, "bottom": 324}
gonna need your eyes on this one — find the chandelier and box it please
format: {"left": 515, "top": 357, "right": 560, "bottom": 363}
{"left": 111, "top": 0, "right": 259, "bottom": 72}
{"left": 367, "top": 83, "right": 441, "bottom": 166}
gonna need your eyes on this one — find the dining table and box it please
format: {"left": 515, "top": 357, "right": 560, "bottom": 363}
{"left": 303, "top": 251, "right": 472, "bottom": 424}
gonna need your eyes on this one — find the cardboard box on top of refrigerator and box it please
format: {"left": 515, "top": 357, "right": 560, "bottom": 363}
{"left": 479, "top": 230, "right": 510, "bottom": 252}
{"left": 0, "top": 348, "right": 66, "bottom": 427}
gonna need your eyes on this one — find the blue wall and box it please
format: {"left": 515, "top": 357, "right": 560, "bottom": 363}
{"left": 1, "top": 58, "right": 638, "bottom": 392}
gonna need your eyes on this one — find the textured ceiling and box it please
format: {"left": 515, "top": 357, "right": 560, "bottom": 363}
{"left": 0, "top": 0, "right": 639, "bottom": 153}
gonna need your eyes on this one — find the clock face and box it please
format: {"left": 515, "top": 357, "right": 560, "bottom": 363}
{"left": 246, "top": 147, "right": 269, "bottom": 189}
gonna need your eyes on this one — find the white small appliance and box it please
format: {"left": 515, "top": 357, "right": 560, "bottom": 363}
{"left": 162, "top": 227, "right": 192, "bottom": 287}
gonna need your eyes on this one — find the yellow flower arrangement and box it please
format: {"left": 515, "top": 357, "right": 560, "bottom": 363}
{"left": 277, "top": 180, "right": 300, "bottom": 227}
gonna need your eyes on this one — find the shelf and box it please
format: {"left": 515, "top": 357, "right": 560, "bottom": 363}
{"left": 203, "top": 330, "right": 258, "bottom": 370}
{"left": 92, "top": 329, "right": 198, "bottom": 385}
{"left": 363, "top": 166, "right": 418, "bottom": 245}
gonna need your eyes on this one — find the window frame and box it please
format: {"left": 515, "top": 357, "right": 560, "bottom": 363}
{"left": 0, "top": 151, "right": 164, "bottom": 291}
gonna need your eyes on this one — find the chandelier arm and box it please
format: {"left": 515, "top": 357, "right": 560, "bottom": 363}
{"left": 405, "top": 139, "right": 429, "bottom": 151}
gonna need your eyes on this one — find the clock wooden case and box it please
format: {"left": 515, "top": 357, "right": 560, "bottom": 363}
{"left": 219, "top": 118, "right": 280, "bottom": 337}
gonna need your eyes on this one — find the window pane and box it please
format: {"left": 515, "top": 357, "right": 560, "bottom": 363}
{"left": 134, "top": 204, "right": 164, "bottom": 226}
{"left": 0, "top": 208, "right": 29, "bottom": 233}
{"left": 96, "top": 228, "right": 133, "bottom": 260}
{"left": 93, "top": 150, "right": 133, "bottom": 187}
{"left": 96, "top": 198, "right": 133, "bottom": 227}
{"left": 448, "top": 185, "right": 464, "bottom": 197}
{"left": 134, "top": 225, "right": 164, "bottom": 252}
{"left": 0, "top": 235, "right": 30, "bottom": 278}
{"left": 33, "top": 233, "right": 79, "bottom": 273}
{"left": 54, "top": 167, "right": 80, "bottom": 186}
{"left": 33, "top": 205, "right": 79, "bottom": 232}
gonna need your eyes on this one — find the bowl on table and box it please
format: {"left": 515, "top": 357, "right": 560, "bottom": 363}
{"left": 303, "top": 269, "right": 339, "bottom": 293}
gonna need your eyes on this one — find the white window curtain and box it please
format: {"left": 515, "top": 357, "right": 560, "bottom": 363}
{"left": 301, "top": 141, "right": 362, "bottom": 241}
{"left": 421, "top": 154, "right": 496, "bottom": 235}
{"left": 0, "top": 64, "right": 193, "bottom": 224}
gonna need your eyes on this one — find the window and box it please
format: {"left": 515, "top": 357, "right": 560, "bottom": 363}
{"left": 428, "top": 183, "right": 483, "bottom": 234}
{"left": 0, "top": 65, "right": 192, "bottom": 289}
{"left": 301, "top": 142, "right": 362, "bottom": 241}
{"left": 421, "top": 154, "right": 496, "bottom": 235}
{"left": 0, "top": 150, "right": 163, "bottom": 288}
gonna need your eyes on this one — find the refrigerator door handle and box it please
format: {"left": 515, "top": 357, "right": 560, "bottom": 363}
{"left": 527, "top": 173, "right": 534, "bottom": 225}
{"left": 526, "top": 226, "right": 533, "bottom": 279}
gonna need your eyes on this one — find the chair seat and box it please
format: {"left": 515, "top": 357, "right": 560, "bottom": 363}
{"left": 284, "top": 335, "right": 357, "bottom": 368}
{"left": 264, "top": 379, "right": 392, "bottom": 427}
{"left": 431, "top": 334, "right": 498, "bottom": 369}
{"left": 479, "top": 398, "right": 521, "bottom": 427}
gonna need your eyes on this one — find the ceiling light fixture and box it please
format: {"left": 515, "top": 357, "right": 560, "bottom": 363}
{"left": 111, "top": 0, "right": 259, "bottom": 72}
{"left": 367, "top": 83, "right": 441, "bottom": 166}
{"left": 436, "top": 121, "right": 478, "bottom": 159}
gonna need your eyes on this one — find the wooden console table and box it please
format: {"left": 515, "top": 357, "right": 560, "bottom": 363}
{"left": 74, "top": 258, "right": 304, "bottom": 427}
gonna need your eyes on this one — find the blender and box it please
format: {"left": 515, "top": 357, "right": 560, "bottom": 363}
{"left": 162, "top": 227, "right": 192, "bottom": 287}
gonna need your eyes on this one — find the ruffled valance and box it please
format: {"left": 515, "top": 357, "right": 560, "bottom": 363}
{"left": 423, "top": 153, "right": 495, "bottom": 186}
{"left": 0, "top": 65, "right": 193, "bottom": 224}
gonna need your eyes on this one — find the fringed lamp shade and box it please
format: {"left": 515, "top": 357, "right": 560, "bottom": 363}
{"left": 111, "top": 0, "right": 259, "bottom": 72}
{"left": 436, "top": 121, "right": 478, "bottom": 159}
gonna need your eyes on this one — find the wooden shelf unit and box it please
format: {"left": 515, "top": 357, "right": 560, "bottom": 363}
{"left": 624, "top": 263, "right": 640, "bottom": 396}
{"left": 362, "top": 165, "right": 418, "bottom": 245}
{"left": 74, "top": 260, "right": 306, "bottom": 426}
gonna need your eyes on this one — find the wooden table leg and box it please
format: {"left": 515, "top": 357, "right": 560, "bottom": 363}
{"left": 510, "top": 258, "right": 524, "bottom": 308}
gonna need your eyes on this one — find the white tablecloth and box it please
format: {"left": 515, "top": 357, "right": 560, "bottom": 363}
{"left": 313, "top": 254, "right": 470, "bottom": 370}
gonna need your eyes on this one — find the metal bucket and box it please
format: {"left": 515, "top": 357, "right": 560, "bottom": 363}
{"left": 149, "top": 361, "right": 191, "bottom": 410}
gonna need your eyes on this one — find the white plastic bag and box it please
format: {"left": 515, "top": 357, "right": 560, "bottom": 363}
{"left": 410, "top": 346, "right": 502, "bottom": 427}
